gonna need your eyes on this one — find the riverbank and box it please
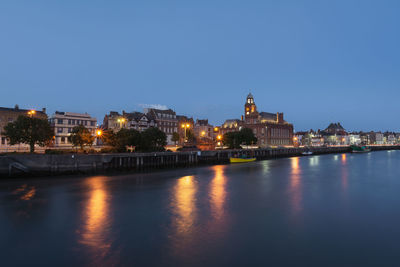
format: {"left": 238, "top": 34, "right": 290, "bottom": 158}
{"left": 1, "top": 145, "right": 399, "bottom": 178}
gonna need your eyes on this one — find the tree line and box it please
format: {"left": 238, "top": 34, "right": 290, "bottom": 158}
{"left": 3, "top": 115, "right": 167, "bottom": 153}
{"left": 101, "top": 127, "right": 167, "bottom": 152}
{"left": 3, "top": 115, "right": 257, "bottom": 152}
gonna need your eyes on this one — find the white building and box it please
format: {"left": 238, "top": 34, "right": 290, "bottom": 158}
{"left": 50, "top": 111, "right": 97, "bottom": 148}
{"left": 349, "top": 134, "right": 361, "bottom": 145}
{"left": 375, "top": 132, "right": 384, "bottom": 145}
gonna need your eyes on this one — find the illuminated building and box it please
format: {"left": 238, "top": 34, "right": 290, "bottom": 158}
{"left": 219, "top": 93, "right": 294, "bottom": 147}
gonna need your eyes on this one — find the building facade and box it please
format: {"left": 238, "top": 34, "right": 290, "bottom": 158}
{"left": 144, "top": 108, "right": 178, "bottom": 145}
{"left": 194, "top": 119, "right": 213, "bottom": 140}
{"left": 220, "top": 93, "right": 294, "bottom": 147}
{"left": 125, "top": 112, "right": 156, "bottom": 132}
{"left": 103, "top": 111, "right": 128, "bottom": 132}
{"left": 0, "top": 105, "right": 47, "bottom": 152}
{"left": 103, "top": 111, "right": 156, "bottom": 133}
{"left": 50, "top": 111, "right": 97, "bottom": 147}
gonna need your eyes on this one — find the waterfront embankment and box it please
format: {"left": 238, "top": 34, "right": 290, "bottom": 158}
{"left": 1, "top": 145, "right": 399, "bottom": 178}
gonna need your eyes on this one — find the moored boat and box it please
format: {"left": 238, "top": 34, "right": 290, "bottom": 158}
{"left": 301, "top": 151, "right": 313, "bottom": 156}
{"left": 351, "top": 145, "right": 371, "bottom": 153}
{"left": 230, "top": 157, "right": 256, "bottom": 163}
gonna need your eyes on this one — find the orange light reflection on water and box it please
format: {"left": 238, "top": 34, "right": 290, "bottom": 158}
{"left": 172, "top": 175, "right": 197, "bottom": 235}
{"left": 79, "top": 177, "right": 112, "bottom": 263}
{"left": 210, "top": 165, "right": 227, "bottom": 221}
{"left": 342, "top": 153, "right": 347, "bottom": 163}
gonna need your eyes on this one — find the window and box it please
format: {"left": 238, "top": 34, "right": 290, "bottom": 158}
{"left": 68, "top": 119, "right": 71, "bottom": 125}
{"left": 8, "top": 118, "right": 13, "bottom": 122}
{"left": 61, "top": 137, "right": 65, "bottom": 143}
{"left": 91, "top": 121, "right": 95, "bottom": 126}
{"left": 57, "top": 119, "right": 63, "bottom": 124}
{"left": 57, "top": 127, "right": 63, "bottom": 133}
{"left": 68, "top": 128, "right": 72, "bottom": 133}
{"left": 1, "top": 137, "right": 5, "bottom": 145}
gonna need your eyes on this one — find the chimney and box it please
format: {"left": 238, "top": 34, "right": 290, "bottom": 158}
{"left": 276, "top": 112, "right": 284, "bottom": 123}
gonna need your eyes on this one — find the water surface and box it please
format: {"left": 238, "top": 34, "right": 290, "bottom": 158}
{"left": 1, "top": 151, "right": 400, "bottom": 266}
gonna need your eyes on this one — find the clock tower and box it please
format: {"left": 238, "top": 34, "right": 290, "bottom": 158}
{"left": 244, "top": 93, "right": 258, "bottom": 123}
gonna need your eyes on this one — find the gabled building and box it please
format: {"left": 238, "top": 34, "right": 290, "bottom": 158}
{"left": 103, "top": 111, "right": 127, "bottom": 132}
{"left": 103, "top": 110, "right": 156, "bottom": 132}
{"left": 124, "top": 111, "right": 156, "bottom": 132}
{"left": 144, "top": 108, "right": 178, "bottom": 145}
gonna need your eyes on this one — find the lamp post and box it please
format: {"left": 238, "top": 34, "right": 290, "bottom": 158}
{"left": 181, "top": 123, "right": 191, "bottom": 143}
{"left": 117, "top": 118, "right": 126, "bottom": 129}
{"left": 27, "top": 110, "right": 36, "bottom": 118}
{"left": 96, "top": 129, "right": 103, "bottom": 146}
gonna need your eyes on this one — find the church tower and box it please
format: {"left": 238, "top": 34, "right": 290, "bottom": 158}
{"left": 244, "top": 93, "right": 258, "bottom": 123}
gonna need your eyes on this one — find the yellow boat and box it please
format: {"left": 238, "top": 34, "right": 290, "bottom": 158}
{"left": 230, "top": 157, "right": 256, "bottom": 163}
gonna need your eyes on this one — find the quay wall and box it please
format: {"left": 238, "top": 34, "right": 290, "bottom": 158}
{"left": 1, "top": 146, "right": 399, "bottom": 178}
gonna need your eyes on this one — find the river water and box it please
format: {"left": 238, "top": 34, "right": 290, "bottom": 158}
{"left": 1, "top": 151, "right": 400, "bottom": 266}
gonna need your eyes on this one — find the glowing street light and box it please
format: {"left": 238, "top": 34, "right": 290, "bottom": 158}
{"left": 27, "top": 110, "right": 36, "bottom": 117}
{"left": 181, "top": 122, "right": 191, "bottom": 142}
{"left": 217, "top": 135, "right": 222, "bottom": 140}
{"left": 117, "top": 118, "right": 126, "bottom": 128}
{"left": 96, "top": 130, "right": 103, "bottom": 137}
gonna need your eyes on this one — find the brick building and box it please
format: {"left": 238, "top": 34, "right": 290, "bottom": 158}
{"left": 220, "top": 93, "right": 294, "bottom": 147}
{"left": 144, "top": 108, "right": 178, "bottom": 145}
{"left": 0, "top": 105, "right": 47, "bottom": 152}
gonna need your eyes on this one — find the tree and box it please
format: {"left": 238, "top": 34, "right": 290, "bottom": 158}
{"left": 115, "top": 128, "right": 140, "bottom": 152}
{"left": 223, "top": 132, "right": 241, "bottom": 149}
{"left": 4, "top": 115, "right": 53, "bottom": 153}
{"left": 69, "top": 125, "right": 95, "bottom": 150}
{"left": 186, "top": 129, "right": 196, "bottom": 144}
{"left": 239, "top": 128, "right": 257, "bottom": 147}
{"left": 172, "top": 132, "right": 180, "bottom": 145}
{"left": 101, "top": 129, "right": 117, "bottom": 147}
{"left": 222, "top": 128, "right": 257, "bottom": 149}
{"left": 136, "top": 127, "right": 167, "bottom": 152}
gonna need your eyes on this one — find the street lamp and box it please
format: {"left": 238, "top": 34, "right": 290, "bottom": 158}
{"left": 117, "top": 118, "right": 126, "bottom": 129}
{"left": 96, "top": 130, "right": 103, "bottom": 137}
{"left": 181, "top": 123, "right": 191, "bottom": 142}
{"left": 27, "top": 110, "right": 36, "bottom": 117}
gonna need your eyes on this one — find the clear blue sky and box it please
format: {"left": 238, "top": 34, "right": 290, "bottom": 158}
{"left": 1, "top": 0, "right": 399, "bottom": 131}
